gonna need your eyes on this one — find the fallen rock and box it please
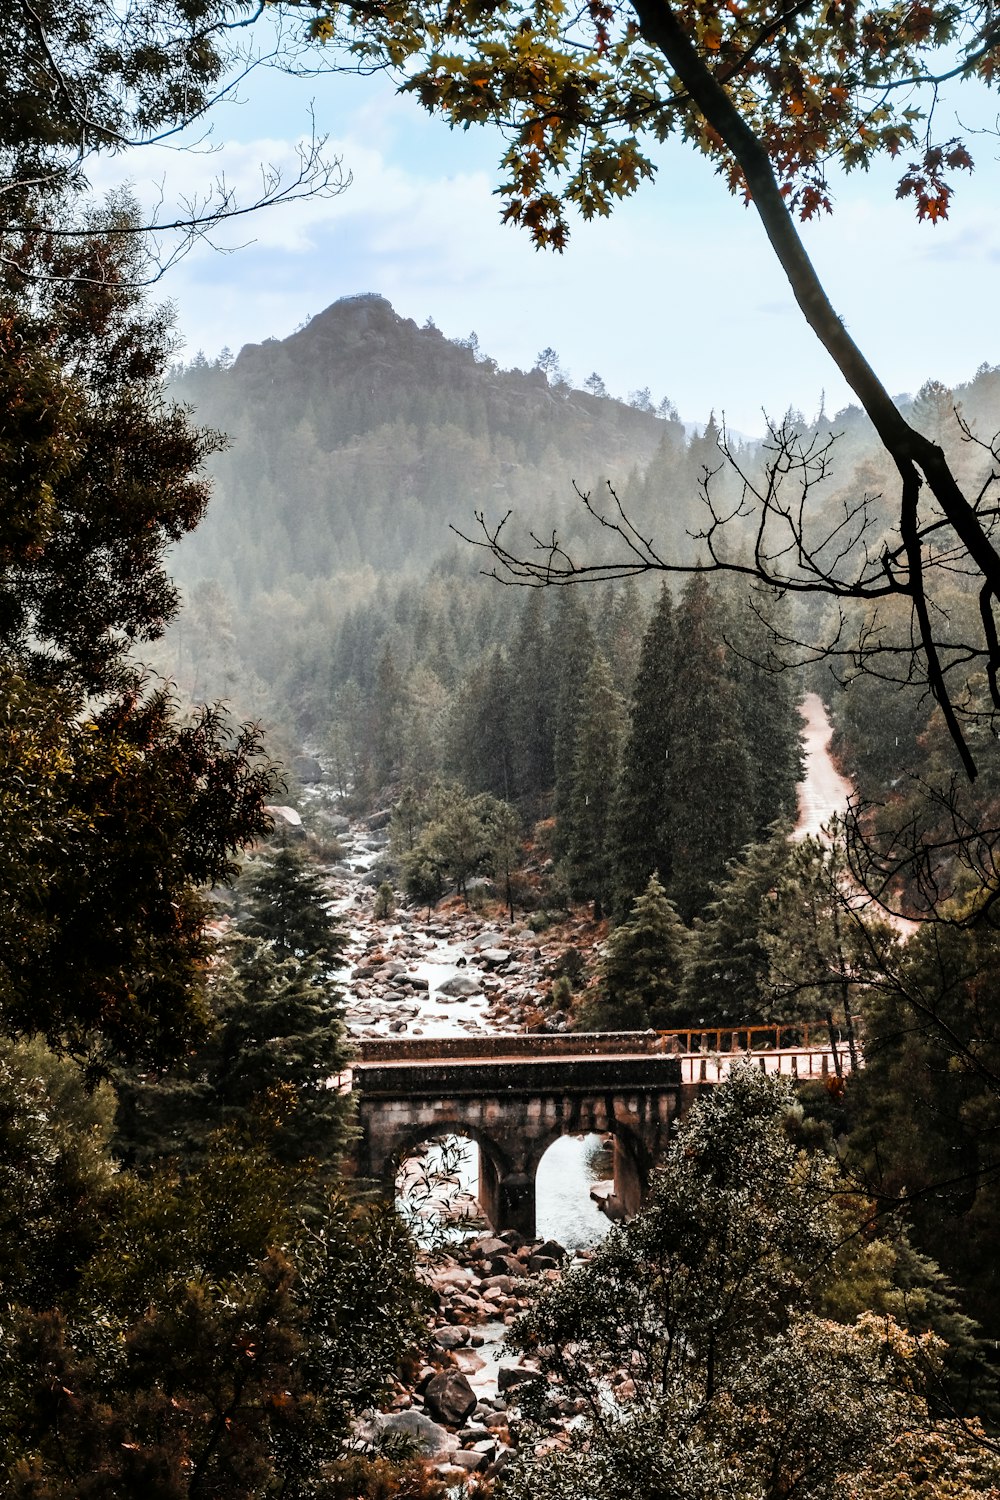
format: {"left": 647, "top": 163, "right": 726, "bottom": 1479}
{"left": 449, "top": 1450, "right": 486, "bottom": 1473}
{"left": 497, "top": 1364, "right": 540, "bottom": 1394}
{"left": 434, "top": 1326, "right": 470, "bottom": 1351}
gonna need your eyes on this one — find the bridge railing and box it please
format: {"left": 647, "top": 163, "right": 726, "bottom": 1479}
{"left": 680, "top": 1046, "right": 857, "bottom": 1084}
{"left": 656, "top": 1020, "right": 862, "bottom": 1055}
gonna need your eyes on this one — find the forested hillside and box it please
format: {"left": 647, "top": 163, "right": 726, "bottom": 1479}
{"left": 170, "top": 292, "right": 685, "bottom": 588}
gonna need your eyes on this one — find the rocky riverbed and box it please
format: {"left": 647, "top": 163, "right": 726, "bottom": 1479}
{"left": 367, "top": 1228, "right": 589, "bottom": 1489}
{"left": 326, "top": 813, "right": 598, "bottom": 1041}
{"left": 304, "top": 811, "right": 611, "bottom": 1488}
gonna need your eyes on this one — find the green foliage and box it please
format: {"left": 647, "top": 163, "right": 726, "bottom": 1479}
{"left": 563, "top": 651, "right": 624, "bottom": 918}
{"left": 610, "top": 584, "right": 675, "bottom": 918}
{"left": 500, "top": 1068, "right": 994, "bottom": 1500}
{"left": 115, "top": 936, "right": 354, "bottom": 1173}
{"left": 848, "top": 915, "right": 1000, "bottom": 1345}
{"left": 238, "top": 845, "right": 347, "bottom": 972}
{"left": 394, "top": 780, "right": 523, "bottom": 906}
{"left": 668, "top": 575, "right": 756, "bottom": 921}
{"left": 0, "top": 1148, "right": 425, "bottom": 1498}
{"left": 588, "top": 872, "right": 688, "bottom": 1028}
{"left": 0, "top": 210, "right": 277, "bottom": 1075}
{"left": 373, "top": 881, "right": 396, "bottom": 920}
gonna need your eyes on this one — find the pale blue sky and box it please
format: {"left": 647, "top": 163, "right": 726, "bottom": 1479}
{"left": 111, "top": 37, "right": 1000, "bottom": 433}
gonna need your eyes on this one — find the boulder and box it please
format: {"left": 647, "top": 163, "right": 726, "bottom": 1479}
{"left": 264, "top": 804, "right": 304, "bottom": 833}
{"left": 469, "top": 1235, "right": 508, "bottom": 1261}
{"left": 479, "top": 948, "right": 511, "bottom": 967}
{"left": 497, "top": 1364, "right": 539, "bottom": 1393}
{"left": 292, "top": 754, "right": 323, "bottom": 783}
{"left": 448, "top": 1450, "right": 486, "bottom": 1473}
{"left": 434, "top": 1325, "right": 470, "bottom": 1350}
{"left": 437, "top": 974, "right": 483, "bottom": 998}
{"left": 423, "top": 1370, "right": 478, "bottom": 1427}
{"left": 380, "top": 1410, "right": 458, "bottom": 1459}
{"left": 364, "top": 809, "right": 393, "bottom": 830}
{"left": 469, "top": 930, "right": 505, "bottom": 950}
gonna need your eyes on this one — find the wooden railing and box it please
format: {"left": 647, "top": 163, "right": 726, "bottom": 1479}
{"left": 654, "top": 1020, "right": 862, "bottom": 1055}
{"left": 679, "top": 1046, "right": 857, "bottom": 1084}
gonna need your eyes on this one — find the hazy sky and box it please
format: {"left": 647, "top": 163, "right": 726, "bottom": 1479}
{"left": 111, "top": 35, "right": 1000, "bottom": 434}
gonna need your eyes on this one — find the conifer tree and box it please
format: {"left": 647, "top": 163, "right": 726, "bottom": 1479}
{"left": 115, "top": 937, "right": 354, "bottom": 1171}
{"left": 238, "top": 844, "right": 346, "bottom": 972}
{"left": 449, "top": 644, "right": 514, "bottom": 799}
{"left": 681, "top": 828, "right": 797, "bottom": 1027}
{"left": 593, "top": 872, "right": 688, "bottom": 1029}
{"left": 610, "top": 584, "right": 676, "bottom": 919}
{"left": 668, "top": 575, "right": 755, "bottom": 921}
{"left": 727, "top": 583, "right": 804, "bottom": 835}
{"left": 202, "top": 938, "right": 354, "bottom": 1167}
{"left": 551, "top": 591, "right": 598, "bottom": 855}
{"left": 509, "top": 592, "right": 556, "bottom": 805}
{"left": 564, "top": 652, "right": 624, "bottom": 919}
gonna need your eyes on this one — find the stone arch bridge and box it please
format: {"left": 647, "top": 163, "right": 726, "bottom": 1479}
{"left": 349, "top": 1027, "right": 853, "bottom": 1237}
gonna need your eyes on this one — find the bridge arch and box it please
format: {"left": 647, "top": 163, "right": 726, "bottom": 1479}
{"left": 388, "top": 1119, "right": 511, "bottom": 1234}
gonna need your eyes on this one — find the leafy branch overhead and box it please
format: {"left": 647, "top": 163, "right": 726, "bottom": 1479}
{"left": 314, "top": 0, "right": 982, "bottom": 244}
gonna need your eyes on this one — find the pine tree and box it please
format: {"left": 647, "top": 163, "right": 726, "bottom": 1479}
{"left": 115, "top": 937, "right": 354, "bottom": 1170}
{"left": 369, "top": 642, "right": 406, "bottom": 784}
{"left": 593, "top": 873, "right": 688, "bottom": 1029}
{"left": 204, "top": 939, "right": 354, "bottom": 1166}
{"left": 727, "top": 582, "right": 804, "bottom": 836}
{"left": 509, "top": 592, "right": 555, "bottom": 805}
{"left": 449, "top": 645, "right": 514, "bottom": 799}
{"left": 681, "top": 828, "right": 796, "bottom": 1027}
{"left": 668, "top": 575, "right": 755, "bottom": 921}
{"left": 564, "top": 653, "right": 624, "bottom": 919}
{"left": 550, "top": 591, "right": 597, "bottom": 856}
{"left": 610, "top": 583, "right": 676, "bottom": 918}
{"left": 238, "top": 844, "right": 346, "bottom": 972}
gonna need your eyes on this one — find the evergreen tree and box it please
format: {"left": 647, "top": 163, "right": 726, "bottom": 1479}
{"left": 564, "top": 652, "right": 624, "bottom": 918}
{"left": 601, "top": 577, "right": 647, "bottom": 694}
{"left": 449, "top": 645, "right": 514, "bottom": 799}
{"left": 115, "top": 937, "right": 354, "bottom": 1171}
{"left": 203, "top": 939, "right": 354, "bottom": 1166}
{"left": 237, "top": 844, "right": 346, "bottom": 972}
{"left": 682, "top": 827, "right": 798, "bottom": 1026}
{"left": 610, "top": 583, "right": 676, "bottom": 918}
{"left": 668, "top": 575, "right": 755, "bottom": 921}
{"left": 509, "top": 592, "right": 556, "bottom": 804}
{"left": 727, "top": 582, "right": 804, "bottom": 835}
{"left": 583, "top": 873, "right": 688, "bottom": 1029}
{"left": 550, "top": 591, "right": 597, "bottom": 856}
{"left": 369, "top": 643, "right": 406, "bottom": 784}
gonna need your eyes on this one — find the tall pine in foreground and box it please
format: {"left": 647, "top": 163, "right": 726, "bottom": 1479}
{"left": 238, "top": 843, "right": 347, "bottom": 971}
{"left": 579, "top": 873, "right": 688, "bottom": 1029}
{"left": 610, "top": 584, "right": 676, "bottom": 919}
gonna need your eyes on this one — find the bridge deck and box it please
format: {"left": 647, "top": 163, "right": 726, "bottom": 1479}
{"left": 350, "top": 1038, "right": 857, "bottom": 1096}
